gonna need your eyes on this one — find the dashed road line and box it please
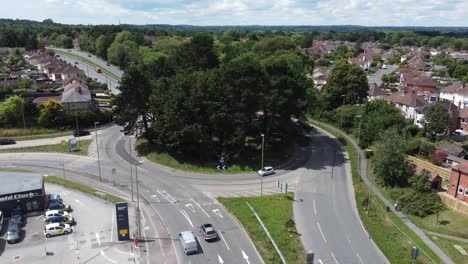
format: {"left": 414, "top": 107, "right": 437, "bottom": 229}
{"left": 191, "top": 198, "right": 210, "bottom": 217}
{"left": 317, "top": 222, "right": 327, "bottom": 242}
{"left": 180, "top": 209, "right": 194, "bottom": 228}
{"left": 218, "top": 231, "right": 230, "bottom": 251}
{"left": 331, "top": 252, "right": 339, "bottom": 264}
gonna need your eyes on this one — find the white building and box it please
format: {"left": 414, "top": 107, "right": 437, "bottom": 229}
{"left": 440, "top": 82, "right": 468, "bottom": 109}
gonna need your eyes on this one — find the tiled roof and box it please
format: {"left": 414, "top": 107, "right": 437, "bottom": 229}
{"left": 368, "top": 83, "right": 387, "bottom": 96}
{"left": 402, "top": 71, "right": 437, "bottom": 87}
{"left": 385, "top": 91, "right": 427, "bottom": 107}
{"left": 451, "top": 161, "right": 468, "bottom": 175}
{"left": 32, "top": 96, "right": 61, "bottom": 104}
{"left": 441, "top": 82, "right": 468, "bottom": 96}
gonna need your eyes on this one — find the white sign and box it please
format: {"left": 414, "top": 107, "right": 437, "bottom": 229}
{"left": 277, "top": 181, "right": 288, "bottom": 194}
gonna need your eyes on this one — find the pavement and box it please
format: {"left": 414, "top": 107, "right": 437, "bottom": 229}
{"left": 315, "top": 121, "right": 456, "bottom": 264}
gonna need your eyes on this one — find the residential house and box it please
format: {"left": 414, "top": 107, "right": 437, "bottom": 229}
{"left": 406, "top": 55, "right": 426, "bottom": 71}
{"left": 310, "top": 68, "right": 327, "bottom": 91}
{"left": 459, "top": 107, "right": 468, "bottom": 132}
{"left": 385, "top": 91, "right": 427, "bottom": 127}
{"left": 348, "top": 52, "right": 374, "bottom": 70}
{"left": 429, "top": 48, "right": 441, "bottom": 56}
{"left": 413, "top": 167, "right": 442, "bottom": 190}
{"left": 440, "top": 82, "right": 468, "bottom": 109}
{"left": 400, "top": 70, "right": 437, "bottom": 95}
{"left": 32, "top": 95, "right": 62, "bottom": 105}
{"left": 368, "top": 83, "right": 387, "bottom": 100}
{"left": 448, "top": 161, "right": 468, "bottom": 202}
{"left": 61, "top": 79, "right": 93, "bottom": 111}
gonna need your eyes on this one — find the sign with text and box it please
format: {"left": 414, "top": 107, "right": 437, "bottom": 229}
{"left": 277, "top": 181, "right": 288, "bottom": 194}
{"left": 115, "top": 202, "right": 130, "bottom": 241}
{"left": 69, "top": 138, "right": 78, "bottom": 152}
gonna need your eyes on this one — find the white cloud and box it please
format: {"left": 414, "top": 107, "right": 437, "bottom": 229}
{"left": 0, "top": 0, "right": 465, "bottom": 26}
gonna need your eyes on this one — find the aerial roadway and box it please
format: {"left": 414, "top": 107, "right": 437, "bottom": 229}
{"left": 0, "top": 50, "right": 387, "bottom": 263}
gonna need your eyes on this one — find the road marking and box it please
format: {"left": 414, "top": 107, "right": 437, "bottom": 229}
{"left": 218, "top": 231, "right": 230, "bottom": 251}
{"left": 180, "top": 209, "right": 194, "bottom": 228}
{"left": 313, "top": 200, "right": 317, "bottom": 215}
{"left": 191, "top": 198, "right": 210, "bottom": 217}
{"left": 356, "top": 253, "right": 364, "bottom": 264}
{"left": 151, "top": 194, "right": 160, "bottom": 203}
{"left": 110, "top": 209, "right": 115, "bottom": 242}
{"left": 317, "top": 222, "right": 327, "bottom": 242}
{"left": 331, "top": 252, "right": 339, "bottom": 264}
{"left": 212, "top": 209, "right": 223, "bottom": 218}
{"left": 96, "top": 233, "right": 101, "bottom": 246}
{"left": 185, "top": 203, "right": 196, "bottom": 213}
{"left": 74, "top": 199, "right": 84, "bottom": 207}
{"left": 218, "top": 254, "right": 224, "bottom": 264}
{"left": 242, "top": 250, "right": 251, "bottom": 264}
{"left": 318, "top": 260, "right": 324, "bottom": 264}
{"left": 158, "top": 190, "right": 177, "bottom": 203}
{"left": 100, "top": 250, "right": 117, "bottom": 263}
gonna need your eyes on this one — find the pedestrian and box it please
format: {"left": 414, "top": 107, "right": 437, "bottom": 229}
{"left": 394, "top": 201, "right": 398, "bottom": 211}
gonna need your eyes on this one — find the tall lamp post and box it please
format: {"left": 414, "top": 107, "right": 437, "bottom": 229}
{"left": 367, "top": 164, "right": 375, "bottom": 215}
{"left": 135, "top": 159, "right": 143, "bottom": 239}
{"left": 94, "top": 122, "right": 102, "bottom": 182}
{"left": 340, "top": 95, "right": 346, "bottom": 128}
{"left": 128, "top": 135, "right": 134, "bottom": 202}
{"left": 260, "top": 133, "right": 265, "bottom": 197}
{"left": 356, "top": 115, "right": 363, "bottom": 176}
{"left": 74, "top": 109, "right": 80, "bottom": 149}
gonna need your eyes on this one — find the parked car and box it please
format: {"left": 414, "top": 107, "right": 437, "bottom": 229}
{"left": 44, "top": 223, "right": 73, "bottom": 238}
{"left": 0, "top": 211, "right": 4, "bottom": 230}
{"left": 10, "top": 209, "right": 23, "bottom": 226}
{"left": 74, "top": 61, "right": 79, "bottom": 64}
{"left": 73, "top": 130, "right": 90, "bottom": 137}
{"left": 6, "top": 223, "right": 21, "bottom": 244}
{"left": 0, "top": 138, "right": 16, "bottom": 145}
{"left": 258, "top": 166, "right": 275, "bottom": 176}
{"left": 49, "top": 194, "right": 63, "bottom": 204}
{"left": 200, "top": 223, "right": 218, "bottom": 241}
{"left": 45, "top": 214, "right": 74, "bottom": 225}
{"left": 47, "top": 202, "right": 72, "bottom": 212}
{"left": 179, "top": 231, "right": 198, "bottom": 254}
{"left": 45, "top": 209, "right": 71, "bottom": 218}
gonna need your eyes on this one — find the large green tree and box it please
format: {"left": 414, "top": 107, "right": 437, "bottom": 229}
{"left": 423, "top": 104, "right": 451, "bottom": 135}
{"left": 0, "top": 96, "right": 24, "bottom": 127}
{"left": 37, "top": 99, "right": 65, "bottom": 128}
{"left": 322, "top": 62, "right": 368, "bottom": 109}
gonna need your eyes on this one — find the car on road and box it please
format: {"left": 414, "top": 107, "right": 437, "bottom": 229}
{"left": 96, "top": 67, "right": 102, "bottom": 73}
{"left": 74, "top": 61, "right": 79, "bottom": 64}
{"left": 45, "top": 214, "right": 74, "bottom": 225}
{"left": 200, "top": 223, "right": 218, "bottom": 241}
{"left": 258, "top": 166, "right": 275, "bottom": 176}
{"left": 106, "top": 62, "right": 110, "bottom": 66}
{"left": 73, "top": 130, "right": 90, "bottom": 137}
{"left": 179, "top": 231, "right": 198, "bottom": 254}
{"left": 0, "top": 138, "right": 16, "bottom": 145}
{"left": 6, "top": 223, "right": 21, "bottom": 244}
{"left": 44, "top": 223, "right": 73, "bottom": 238}
{"left": 88, "top": 54, "right": 92, "bottom": 57}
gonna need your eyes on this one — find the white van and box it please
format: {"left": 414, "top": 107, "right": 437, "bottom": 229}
{"left": 179, "top": 231, "right": 198, "bottom": 254}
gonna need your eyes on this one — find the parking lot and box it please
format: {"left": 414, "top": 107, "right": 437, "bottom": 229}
{"left": 0, "top": 183, "right": 139, "bottom": 264}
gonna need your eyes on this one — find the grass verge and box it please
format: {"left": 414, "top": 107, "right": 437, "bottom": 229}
{"left": 219, "top": 193, "right": 306, "bottom": 264}
{"left": 53, "top": 50, "right": 121, "bottom": 80}
{"left": 310, "top": 120, "right": 443, "bottom": 264}
{"left": 136, "top": 138, "right": 295, "bottom": 174}
{"left": 429, "top": 236, "right": 468, "bottom": 264}
{"left": 0, "top": 128, "right": 72, "bottom": 141}
{"left": 408, "top": 209, "right": 468, "bottom": 239}
{"left": 0, "top": 139, "right": 92, "bottom": 156}
{"left": 44, "top": 176, "right": 125, "bottom": 203}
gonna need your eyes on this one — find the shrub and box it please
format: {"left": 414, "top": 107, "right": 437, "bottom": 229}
{"left": 431, "top": 150, "right": 447, "bottom": 166}
{"left": 389, "top": 187, "right": 442, "bottom": 217}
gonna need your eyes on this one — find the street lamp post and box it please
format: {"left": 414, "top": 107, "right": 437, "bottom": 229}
{"left": 260, "top": 133, "right": 265, "bottom": 197}
{"left": 356, "top": 115, "right": 363, "bottom": 177}
{"left": 74, "top": 109, "right": 80, "bottom": 149}
{"left": 340, "top": 95, "right": 346, "bottom": 128}
{"left": 135, "top": 159, "right": 143, "bottom": 239}
{"left": 94, "top": 122, "right": 102, "bottom": 182}
{"left": 367, "top": 165, "right": 375, "bottom": 215}
{"left": 128, "top": 136, "right": 134, "bottom": 202}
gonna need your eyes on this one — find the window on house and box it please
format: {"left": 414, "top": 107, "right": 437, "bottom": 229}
{"left": 465, "top": 189, "right": 468, "bottom": 196}
{"left": 458, "top": 186, "right": 464, "bottom": 194}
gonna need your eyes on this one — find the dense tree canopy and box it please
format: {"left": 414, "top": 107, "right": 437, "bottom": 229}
{"left": 423, "top": 104, "right": 452, "bottom": 135}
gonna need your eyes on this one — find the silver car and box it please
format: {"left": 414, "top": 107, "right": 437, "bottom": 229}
{"left": 7, "top": 223, "right": 21, "bottom": 244}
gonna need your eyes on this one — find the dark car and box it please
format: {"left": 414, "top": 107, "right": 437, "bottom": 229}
{"left": 0, "top": 138, "right": 16, "bottom": 145}
{"left": 48, "top": 202, "right": 72, "bottom": 212}
{"left": 73, "top": 130, "right": 90, "bottom": 137}
{"left": 74, "top": 61, "right": 79, "bottom": 64}
{"left": 7, "top": 223, "right": 21, "bottom": 244}
{"left": 106, "top": 62, "right": 110, "bottom": 66}
{"left": 49, "top": 194, "right": 63, "bottom": 204}
{"left": 10, "top": 209, "right": 23, "bottom": 226}
{"left": 200, "top": 223, "right": 218, "bottom": 241}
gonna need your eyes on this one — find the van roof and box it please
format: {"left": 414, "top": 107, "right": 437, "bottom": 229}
{"left": 180, "top": 231, "right": 196, "bottom": 242}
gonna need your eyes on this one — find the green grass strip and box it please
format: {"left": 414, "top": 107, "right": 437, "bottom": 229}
{"left": 44, "top": 176, "right": 125, "bottom": 203}
{"left": 0, "top": 139, "right": 92, "bottom": 156}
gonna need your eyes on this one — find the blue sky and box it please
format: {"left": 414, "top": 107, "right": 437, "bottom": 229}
{"left": 1, "top": 0, "right": 467, "bottom": 26}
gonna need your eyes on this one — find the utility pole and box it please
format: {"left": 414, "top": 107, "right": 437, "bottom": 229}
{"left": 129, "top": 136, "right": 134, "bottom": 202}
{"left": 135, "top": 159, "right": 142, "bottom": 239}
{"left": 260, "top": 133, "right": 265, "bottom": 197}
{"left": 94, "top": 122, "right": 102, "bottom": 182}
{"left": 340, "top": 95, "right": 346, "bottom": 128}
{"left": 356, "top": 115, "right": 362, "bottom": 176}
{"left": 367, "top": 165, "right": 375, "bottom": 215}
{"left": 74, "top": 109, "right": 80, "bottom": 149}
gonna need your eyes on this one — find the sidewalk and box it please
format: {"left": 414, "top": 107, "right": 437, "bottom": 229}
{"left": 0, "top": 134, "right": 93, "bottom": 150}
{"left": 314, "top": 121, "right": 456, "bottom": 264}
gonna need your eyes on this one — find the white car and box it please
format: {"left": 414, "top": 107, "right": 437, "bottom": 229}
{"left": 45, "top": 210, "right": 71, "bottom": 218}
{"left": 258, "top": 166, "right": 275, "bottom": 176}
{"left": 44, "top": 223, "right": 73, "bottom": 238}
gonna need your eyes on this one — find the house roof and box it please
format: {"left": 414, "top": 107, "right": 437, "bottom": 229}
{"left": 61, "top": 81, "right": 91, "bottom": 103}
{"left": 368, "top": 83, "right": 387, "bottom": 96}
{"left": 414, "top": 167, "right": 442, "bottom": 182}
{"left": 32, "top": 96, "right": 62, "bottom": 105}
{"left": 437, "top": 143, "right": 464, "bottom": 157}
{"left": 451, "top": 161, "right": 468, "bottom": 175}
{"left": 62, "top": 76, "right": 83, "bottom": 86}
{"left": 385, "top": 91, "right": 427, "bottom": 108}
{"left": 460, "top": 107, "right": 468, "bottom": 119}
{"left": 402, "top": 71, "right": 437, "bottom": 88}
{"left": 441, "top": 82, "right": 468, "bottom": 96}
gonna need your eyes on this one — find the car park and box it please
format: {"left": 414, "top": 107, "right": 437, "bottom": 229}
{"left": 179, "top": 231, "right": 198, "bottom": 254}
{"left": 7, "top": 223, "right": 21, "bottom": 244}
{"left": 44, "top": 223, "right": 73, "bottom": 238}
{"left": 45, "top": 214, "right": 74, "bottom": 225}
{"left": 0, "top": 138, "right": 16, "bottom": 145}
{"left": 258, "top": 166, "right": 275, "bottom": 176}
{"left": 200, "top": 223, "right": 218, "bottom": 241}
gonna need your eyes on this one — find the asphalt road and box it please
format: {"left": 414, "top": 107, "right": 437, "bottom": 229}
{"left": 367, "top": 65, "right": 398, "bottom": 86}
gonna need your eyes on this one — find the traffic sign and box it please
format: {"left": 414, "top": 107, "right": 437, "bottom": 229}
{"left": 112, "top": 168, "right": 116, "bottom": 175}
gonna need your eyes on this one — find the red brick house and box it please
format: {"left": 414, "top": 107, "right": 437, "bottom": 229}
{"left": 448, "top": 162, "right": 468, "bottom": 202}
{"left": 401, "top": 70, "right": 437, "bottom": 94}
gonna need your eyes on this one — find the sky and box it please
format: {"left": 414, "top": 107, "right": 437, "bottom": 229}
{"left": 1, "top": 0, "right": 467, "bottom": 26}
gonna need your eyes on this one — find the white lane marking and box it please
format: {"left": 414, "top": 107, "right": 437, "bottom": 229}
{"left": 100, "top": 249, "right": 118, "bottom": 263}
{"left": 185, "top": 203, "right": 195, "bottom": 213}
{"left": 313, "top": 200, "right": 317, "bottom": 215}
{"left": 204, "top": 192, "right": 217, "bottom": 199}
{"left": 74, "top": 199, "right": 84, "bottom": 207}
{"left": 212, "top": 209, "right": 223, "bottom": 218}
{"left": 356, "top": 253, "right": 364, "bottom": 264}
{"left": 331, "top": 252, "right": 339, "bottom": 264}
{"left": 151, "top": 194, "right": 160, "bottom": 203}
{"left": 144, "top": 226, "right": 150, "bottom": 230}
{"left": 113, "top": 247, "right": 133, "bottom": 255}
{"left": 157, "top": 190, "right": 177, "bottom": 204}
{"left": 191, "top": 198, "right": 210, "bottom": 217}
{"left": 96, "top": 233, "right": 101, "bottom": 246}
{"left": 218, "top": 254, "right": 224, "bottom": 264}
{"left": 180, "top": 209, "right": 194, "bottom": 228}
{"left": 317, "top": 222, "right": 327, "bottom": 242}
{"left": 218, "top": 231, "right": 230, "bottom": 251}
{"left": 242, "top": 250, "right": 251, "bottom": 264}
{"left": 110, "top": 209, "right": 115, "bottom": 242}
{"left": 319, "top": 260, "right": 324, "bottom": 264}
